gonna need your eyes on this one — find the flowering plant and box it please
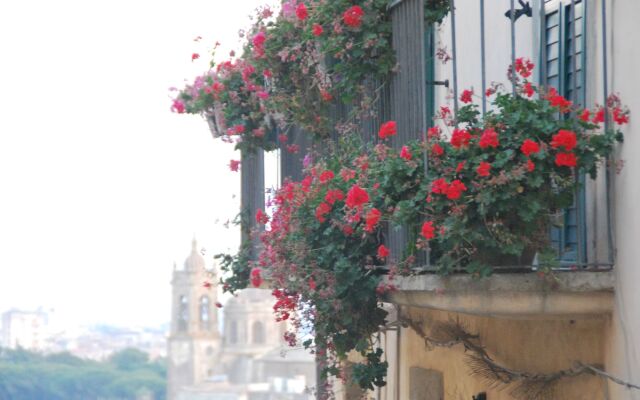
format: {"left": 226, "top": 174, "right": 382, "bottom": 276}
{"left": 219, "top": 60, "right": 627, "bottom": 392}
{"left": 172, "top": 0, "right": 451, "bottom": 152}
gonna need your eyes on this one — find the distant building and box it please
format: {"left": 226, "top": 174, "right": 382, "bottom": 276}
{"left": 1, "top": 308, "right": 49, "bottom": 351}
{"left": 167, "top": 239, "right": 315, "bottom": 400}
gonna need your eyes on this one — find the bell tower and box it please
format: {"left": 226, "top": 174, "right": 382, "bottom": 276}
{"left": 167, "top": 238, "right": 221, "bottom": 400}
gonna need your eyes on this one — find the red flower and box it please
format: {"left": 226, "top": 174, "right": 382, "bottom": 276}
{"left": 340, "top": 168, "right": 356, "bottom": 182}
{"left": 364, "top": 208, "right": 381, "bottom": 232}
{"left": 203, "top": 281, "right": 212, "bottom": 289}
{"left": 515, "top": 57, "right": 534, "bottom": 78}
{"left": 377, "top": 244, "right": 390, "bottom": 259}
{"left": 523, "top": 82, "right": 534, "bottom": 97}
{"left": 456, "top": 161, "right": 466, "bottom": 173}
{"left": 250, "top": 268, "right": 263, "bottom": 287}
{"left": 325, "top": 189, "right": 344, "bottom": 205}
{"left": 315, "top": 202, "right": 331, "bottom": 223}
{"left": 320, "top": 89, "right": 332, "bottom": 101}
{"left": 319, "top": 170, "right": 334, "bottom": 183}
{"left": 431, "top": 143, "right": 444, "bottom": 157}
{"left": 229, "top": 159, "right": 241, "bottom": 172}
{"left": 450, "top": 128, "right": 471, "bottom": 148}
{"left": 400, "top": 146, "right": 412, "bottom": 160}
{"left": 520, "top": 139, "right": 540, "bottom": 156}
{"left": 613, "top": 107, "right": 629, "bottom": 125}
{"left": 551, "top": 130, "right": 577, "bottom": 151}
{"left": 312, "top": 23, "right": 323, "bottom": 36}
{"left": 171, "top": 99, "right": 185, "bottom": 113}
{"left": 215, "top": 301, "right": 223, "bottom": 308}
{"left": 343, "top": 5, "right": 364, "bottom": 28}
{"left": 579, "top": 109, "right": 590, "bottom": 122}
{"left": 308, "top": 278, "right": 317, "bottom": 290}
{"left": 477, "top": 161, "right": 491, "bottom": 177}
{"left": 478, "top": 128, "right": 499, "bottom": 149}
{"left": 547, "top": 88, "right": 572, "bottom": 112}
{"left": 256, "top": 209, "right": 269, "bottom": 225}
{"left": 431, "top": 178, "right": 449, "bottom": 194}
{"left": 555, "top": 152, "right": 577, "bottom": 167}
{"left": 593, "top": 108, "right": 605, "bottom": 123}
{"left": 378, "top": 120, "right": 397, "bottom": 139}
{"left": 191, "top": 53, "right": 200, "bottom": 61}
{"left": 421, "top": 221, "right": 435, "bottom": 240}
{"left": 295, "top": 2, "right": 308, "bottom": 20}
{"left": 342, "top": 225, "right": 354, "bottom": 236}
{"left": 212, "top": 81, "right": 224, "bottom": 93}
{"left": 446, "top": 179, "right": 467, "bottom": 200}
{"left": 346, "top": 185, "right": 369, "bottom": 208}
{"left": 427, "top": 126, "right": 441, "bottom": 139}
{"left": 527, "top": 159, "right": 535, "bottom": 172}
{"left": 460, "top": 89, "right": 473, "bottom": 104}
{"left": 485, "top": 88, "right": 495, "bottom": 97}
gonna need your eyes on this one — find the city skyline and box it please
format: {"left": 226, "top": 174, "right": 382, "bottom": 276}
{"left": 0, "top": 0, "right": 271, "bottom": 328}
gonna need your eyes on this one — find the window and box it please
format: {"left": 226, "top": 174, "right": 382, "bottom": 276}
{"left": 542, "top": 0, "right": 587, "bottom": 263}
{"left": 229, "top": 320, "right": 238, "bottom": 344}
{"left": 178, "top": 295, "right": 188, "bottom": 332}
{"left": 252, "top": 321, "right": 265, "bottom": 344}
{"left": 199, "top": 295, "right": 210, "bottom": 331}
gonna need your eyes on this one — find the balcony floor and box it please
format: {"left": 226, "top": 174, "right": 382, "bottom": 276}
{"left": 386, "top": 271, "right": 614, "bottom": 319}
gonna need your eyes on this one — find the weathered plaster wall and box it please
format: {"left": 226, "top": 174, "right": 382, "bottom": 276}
{"left": 399, "top": 308, "right": 606, "bottom": 399}
{"left": 606, "top": 0, "right": 640, "bottom": 398}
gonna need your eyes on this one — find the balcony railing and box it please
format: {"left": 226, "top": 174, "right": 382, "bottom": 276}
{"left": 239, "top": 0, "right": 615, "bottom": 273}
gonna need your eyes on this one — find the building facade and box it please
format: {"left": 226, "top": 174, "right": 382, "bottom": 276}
{"left": 1, "top": 308, "right": 49, "bottom": 351}
{"left": 167, "top": 240, "right": 315, "bottom": 400}
{"left": 231, "top": 0, "right": 638, "bottom": 399}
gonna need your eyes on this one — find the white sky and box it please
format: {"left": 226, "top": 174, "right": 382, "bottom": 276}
{"left": 0, "top": 0, "right": 271, "bottom": 328}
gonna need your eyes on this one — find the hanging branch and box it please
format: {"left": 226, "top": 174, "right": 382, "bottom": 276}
{"left": 400, "top": 316, "right": 640, "bottom": 400}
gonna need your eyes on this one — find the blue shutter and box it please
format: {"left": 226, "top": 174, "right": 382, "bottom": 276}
{"left": 544, "top": 0, "right": 587, "bottom": 264}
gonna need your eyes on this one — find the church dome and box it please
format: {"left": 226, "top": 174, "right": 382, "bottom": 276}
{"left": 184, "top": 238, "right": 206, "bottom": 271}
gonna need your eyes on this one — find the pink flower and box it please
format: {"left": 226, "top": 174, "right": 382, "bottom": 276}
{"left": 257, "top": 90, "right": 269, "bottom": 99}
{"left": 515, "top": 57, "right": 534, "bottom": 78}
{"left": 460, "top": 89, "right": 473, "bottom": 104}
{"left": 256, "top": 209, "right": 269, "bottom": 224}
{"left": 191, "top": 53, "right": 200, "bottom": 61}
{"left": 315, "top": 202, "right": 331, "bottom": 223}
{"left": 295, "top": 2, "right": 308, "bottom": 20}
{"left": 312, "top": 24, "right": 323, "bottom": 36}
{"left": 228, "top": 159, "right": 241, "bottom": 172}
{"left": 171, "top": 99, "right": 185, "bottom": 113}
{"left": 400, "top": 146, "right": 412, "bottom": 160}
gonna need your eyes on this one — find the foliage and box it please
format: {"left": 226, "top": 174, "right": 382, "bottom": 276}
{"left": 0, "top": 347, "right": 166, "bottom": 400}
{"left": 171, "top": 0, "right": 451, "bottom": 153}
{"left": 218, "top": 60, "right": 627, "bottom": 392}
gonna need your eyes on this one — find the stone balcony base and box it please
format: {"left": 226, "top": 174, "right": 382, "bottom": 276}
{"left": 386, "top": 271, "right": 615, "bottom": 319}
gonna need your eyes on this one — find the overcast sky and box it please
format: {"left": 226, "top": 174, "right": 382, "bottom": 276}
{"left": 0, "top": 0, "right": 270, "bottom": 328}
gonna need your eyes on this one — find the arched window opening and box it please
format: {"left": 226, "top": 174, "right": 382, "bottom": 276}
{"left": 229, "top": 320, "right": 238, "bottom": 344}
{"left": 252, "top": 321, "right": 265, "bottom": 344}
{"left": 178, "top": 295, "right": 188, "bottom": 332}
{"left": 200, "top": 295, "right": 210, "bottom": 331}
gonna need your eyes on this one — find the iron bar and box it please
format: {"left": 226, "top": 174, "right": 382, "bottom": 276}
{"left": 601, "top": 0, "right": 614, "bottom": 265}
{"left": 449, "top": 0, "right": 459, "bottom": 117}
{"left": 510, "top": 0, "right": 517, "bottom": 94}
{"left": 480, "top": 0, "right": 487, "bottom": 115}
{"left": 539, "top": 0, "right": 548, "bottom": 85}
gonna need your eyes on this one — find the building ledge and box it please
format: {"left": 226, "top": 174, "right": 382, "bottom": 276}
{"left": 386, "top": 271, "right": 614, "bottom": 318}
